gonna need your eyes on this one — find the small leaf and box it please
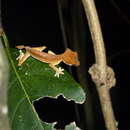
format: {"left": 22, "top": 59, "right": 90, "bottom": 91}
{"left": 2, "top": 33, "right": 86, "bottom": 130}
{"left": 65, "top": 122, "right": 81, "bottom": 130}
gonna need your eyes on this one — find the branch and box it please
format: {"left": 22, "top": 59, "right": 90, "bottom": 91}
{"left": 0, "top": 0, "right": 2, "bottom": 27}
{"left": 0, "top": 36, "right": 10, "bottom": 130}
{"left": 0, "top": 0, "right": 3, "bottom": 36}
{"left": 81, "top": 0, "right": 118, "bottom": 130}
{"left": 0, "top": 1, "right": 10, "bottom": 130}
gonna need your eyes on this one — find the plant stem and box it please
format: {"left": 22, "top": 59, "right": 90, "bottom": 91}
{"left": 0, "top": 4, "right": 10, "bottom": 127}
{"left": 82, "top": 0, "right": 107, "bottom": 68}
{"left": 81, "top": 0, "right": 118, "bottom": 130}
{"left": 0, "top": 0, "right": 3, "bottom": 35}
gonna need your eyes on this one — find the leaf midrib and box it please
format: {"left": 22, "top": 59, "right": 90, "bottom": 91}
{"left": 2, "top": 33, "right": 44, "bottom": 130}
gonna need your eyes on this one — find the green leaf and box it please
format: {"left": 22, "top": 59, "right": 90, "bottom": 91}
{"left": 65, "top": 122, "right": 81, "bottom": 130}
{"left": 2, "top": 33, "right": 86, "bottom": 130}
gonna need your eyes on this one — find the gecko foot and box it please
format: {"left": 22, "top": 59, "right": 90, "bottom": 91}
{"left": 54, "top": 67, "right": 64, "bottom": 78}
{"left": 16, "top": 50, "right": 24, "bottom": 60}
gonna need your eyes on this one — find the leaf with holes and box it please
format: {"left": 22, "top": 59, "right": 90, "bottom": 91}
{"left": 2, "top": 33, "right": 86, "bottom": 130}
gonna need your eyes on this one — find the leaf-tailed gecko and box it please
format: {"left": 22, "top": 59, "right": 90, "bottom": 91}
{"left": 16, "top": 45, "right": 80, "bottom": 77}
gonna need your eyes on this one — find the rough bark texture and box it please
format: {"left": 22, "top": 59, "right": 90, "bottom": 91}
{"left": 81, "top": 0, "right": 118, "bottom": 130}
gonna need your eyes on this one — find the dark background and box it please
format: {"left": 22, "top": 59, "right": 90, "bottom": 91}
{"left": 1, "top": 0, "right": 130, "bottom": 129}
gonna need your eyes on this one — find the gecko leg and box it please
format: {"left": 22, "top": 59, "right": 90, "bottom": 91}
{"left": 17, "top": 51, "right": 30, "bottom": 66}
{"left": 48, "top": 50, "right": 56, "bottom": 55}
{"left": 16, "top": 45, "right": 47, "bottom": 52}
{"left": 32, "top": 46, "right": 47, "bottom": 51}
{"left": 49, "top": 64, "right": 64, "bottom": 78}
{"left": 16, "top": 46, "right": 47, "bottom": 66}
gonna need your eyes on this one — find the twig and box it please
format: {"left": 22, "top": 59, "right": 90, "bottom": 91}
{"left": 0, "top": 1, "right": 10, "bottom": 130}
{"left": 81, "top": 0, "right": 118, "bottom": 130}
{"left": 108, "top": 0, "right": 130, "bottom": 24}
{"left": 0, "top": 36, "right": 10, "bottom": 130}
{"left": 57, "top": 0, "right": 82, "bottom": 126}
{"left": 57, "top": 0, "right": 68, "bottom": 49}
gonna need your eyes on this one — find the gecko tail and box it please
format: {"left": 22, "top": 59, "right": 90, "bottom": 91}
{"left": 62, "top": 48, "right": 80, "bottom": 66}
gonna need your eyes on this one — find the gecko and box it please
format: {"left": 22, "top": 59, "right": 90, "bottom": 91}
{"left": 16, "top": 45, "right": 80, "bottom": 77}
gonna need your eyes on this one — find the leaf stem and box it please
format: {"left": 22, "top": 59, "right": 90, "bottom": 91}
{"left": 81, "top": 0, "right": 118, "bottom": 130}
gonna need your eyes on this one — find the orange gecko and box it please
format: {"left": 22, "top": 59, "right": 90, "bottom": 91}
{"left": 16, "top": 45, "right": 80, "bottom": 77}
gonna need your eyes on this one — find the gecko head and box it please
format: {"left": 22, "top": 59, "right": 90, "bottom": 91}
{"left": 16, "top": 45, "right": 25, "bottom": 49}
{"left": 16, "top": 45, "right": 30, "bottom": 50}
{"left": 62, "top": 48, "right": 80, "bottom": 66}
